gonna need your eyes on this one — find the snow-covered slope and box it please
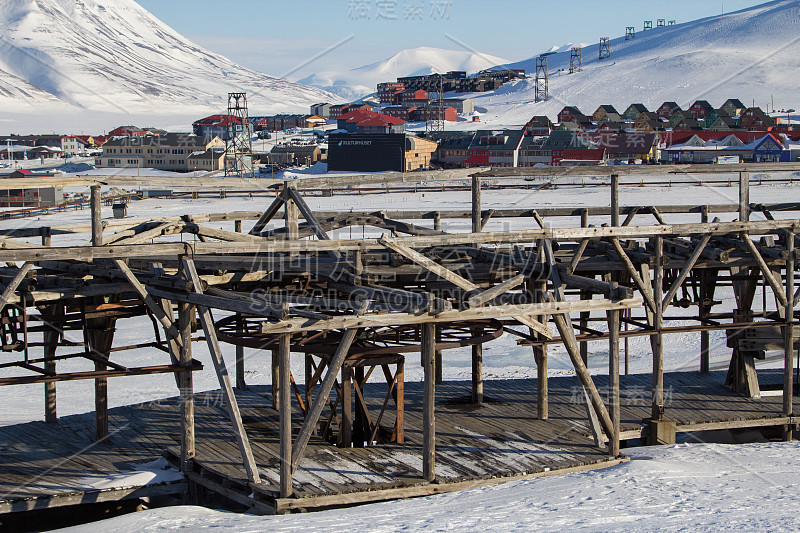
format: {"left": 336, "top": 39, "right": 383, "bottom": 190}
{"left": 459, "top": 0, "right": 800, "bottom": 128}
{"left": 0, "top": 0, "right": 334, "bottom": 116}
{"left": 298, "top": 46, "right": 510, "bottom": 100}
{"left": 57, "top": 442, "right": 800, "bottom": 532}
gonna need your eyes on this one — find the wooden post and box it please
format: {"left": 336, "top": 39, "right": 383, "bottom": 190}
{"left": 284, "top": 184, "right": 299, "bottom": 241}
{"left": 179, "top": 300, "right": 195, "bottom": 473}
{"left": 279, "top": 332, "right": 292, "bottom": 497}
{"left": 234, "top": 219, "right": 242, "bottom": 233}
{"left": 271, "top": 349, "right": 280, "bottom": 410}
{"left": 235, "top": 313, "right": 246, "bottom": 390}
{"left": 784, "top": 229, "right": 795, "bottom": 441}
{"left": 651, "top": 236, "right": 665, "bottom": 420}
{"left": 739, "top": 172, "right": 750, "bottom": 222}
{"left": 471, "top": 326, "right": 483, "bottom": 404}
{"left": 87, "top": 313, "right": 115, "bottom": 442}
{"left": 42, "top": 303, "right": 61, "bottom": 423}
{"left": 528, "top": 278, "right": 548, "bottom": 420}
{"left": 433, "top": 211, "right": 441, "bottom": 232}
{"left": 608, "top": 310, "right": 621, "bottom": 457}
{"left": 90, "top": 185, "right": 102, "bottom": 246}
{"left": 422, "top": 320, "right": 436, "bottom": 482}
{"left": 471, "top": 176, "right": 481, "bottom": 235}
{"left": 610, "top": 174, "right": 619, "bottom": 227}
{"left": 40, "top": 226, "right": 51, "bottom": 247}
{"left": 340, "top": 365, "right": 352, "bottom": 447}
{"left": 183, "top": 259, "right": 261, "bottom": 484}
{"left": 579, "top": 289, "right": 590, "bottom": 365}
{"left": 434, "top": 349, "right": 443, "bottom": 384}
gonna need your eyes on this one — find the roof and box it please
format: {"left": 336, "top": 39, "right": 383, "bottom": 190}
{"left": 724, "top": 98, "right": 746, "bottom": 108}
{"left": 659, "top": 101, "right": 681, "bottom": 110}
{"left": 584, "top": 133, "right": 657, "bottom": 154}
{"left": 357, "top": 116, "right": 406, "bottom": 127}
{"left": 563, "top": 148, "right": 605, "bottom": 161}
{"left": 626, "top": 103, "right": 649, "bottom": 113}
{"left": 271, "top": 145, "right": 322, "bottom": 154}
{"left": 193, "top": 115, "right": 242, "bottom": 127}
{"left": 104, "top": 133, "right": 212, "bottom": 148}
{"left": 187, "top": 148, "right": 226, "bottom": 161}
{"left": 542, "top": 131, "right": 594, "bottom": 149}
{"left": 468, "top": 130, "right": 525, "bottom": 151}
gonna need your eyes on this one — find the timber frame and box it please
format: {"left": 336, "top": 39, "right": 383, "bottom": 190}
{"left": 1, "top": 166, "right": 799, "bottom": 513}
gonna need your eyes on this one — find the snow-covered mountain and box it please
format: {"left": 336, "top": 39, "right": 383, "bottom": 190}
{"left": 0, "top": 0, "right": 334, "bottom": 125}
{"left": 298, "top": 46, "right": 510, "bottom": 100}
{"left": 450, "top": 0, "right": 800, "bottom": 128}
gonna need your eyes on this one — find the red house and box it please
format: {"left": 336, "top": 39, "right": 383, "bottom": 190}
{"left": 688, "top": 100, "right": 714, "bottom": 120}
{"left": 558, "top": 106, "right": 588, "bottom": 124}
{"left": 657, "top": 102, "right": 682, "bottom": 120}
{"left": 739, "top": 107, "right": 777, "bottom": 131}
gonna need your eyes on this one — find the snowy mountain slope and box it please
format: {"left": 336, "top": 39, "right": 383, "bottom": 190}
{"left": 0, "top": 0, "right": 335, "bottom": 116}
{"left": 456, "top": 0, "right": 800, "bottom": 128}
{"left": 298, "top": 46, "right": 510, "bottom": 99}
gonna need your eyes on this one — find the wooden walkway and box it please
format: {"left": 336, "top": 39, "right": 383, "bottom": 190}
{"left": 1, "top": 369, "right": 798, "bottom": 514}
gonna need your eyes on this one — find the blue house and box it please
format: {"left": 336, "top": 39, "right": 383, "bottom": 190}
{"left": 753, "top": 134, "right": 790, "bottom": 162}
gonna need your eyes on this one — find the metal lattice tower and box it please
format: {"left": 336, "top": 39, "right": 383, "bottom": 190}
{"left": 599, "top": 38, "right": 611, "bottom": 60}
{"left": 643, "top": 20, "right": 653, "bottom": 30}
{"left": 668, "top": 20, "right": 676, "bottom": 25}
{"left": 657, "top": 19, "right": 666, "bottom": 27}
{"left": 535, "top": 56, "right": 549, "bottom": 102}
{"left": 426, "top": 74, "right": 444, "bottom": 133}
{"left": 226, "top": 92, "right": 253, "bottom": 178}
{"left": 626, "top": 27, "right": 635, "bottom": 40}
{"left": 569, "top": 47, "right": 583, "bottom": 74}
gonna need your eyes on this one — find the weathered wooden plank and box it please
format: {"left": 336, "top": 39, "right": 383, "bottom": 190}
{"left": 183, "top": 258, "right": 261, "bottom": 485}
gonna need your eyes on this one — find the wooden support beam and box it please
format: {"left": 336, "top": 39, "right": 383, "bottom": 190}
{"left": 291, "top": 302, "right": 369, "bottom": 471}
{"left": 41, "top": 303, "right": 62, "bottom": 423}
{"left": 740, "top": 171, "right": 750, "bottom": 222}
{"left": 286, "top": 187, "right": 342, "bottom": 259}
{"left": 259, "top": 297, "right": 638, "bottom": 335}
{"left": 0, "top": 262, "right": 33, "bottom": 313}
{"left": 543, "top": 240, "right": 615, "bottom": 440}
{"left": 568, "top": 238, "right": 590, "bottom": 274}
{"left": 480, "top": 209, "right": 495, "bottom": 231}
{"left": 279, "top": 332, "right": 292, "bottom": 498}
{"left": 471, "top": 326, "right": 483, "bottom": 404}
{"left": 236, "top": 314, "right": 246, "bottom": 390}
{"left": 178, "top": 298, "right": 195, "bottom": 474}
{"left": 740, "top": 232, "right": 788, "bottom": 308}
{"left": 382, "top": 235, "right": 554, "bottom": 339}
{"left": 183, "top": 259, "right": 261, "bottom": 485}
{"left": 422, "top": 320, "right": 436, "bottom": 482}
{"left": 527, "top": 278, "right": 548, "bottom": 420}
{"left": 380, "top": 235, "right": 477, "bottom": 291}
{"left": 91, "top": 185, "right": 102, "bottom": 246}
{"left": 651, "top": 236, "right": 665, "bottom": 420}
{"left": 108, "top": 222, "right": 181, "bottom": 246}
{"left": 249, "top": 193, "right": 286, "bottom": 235}
{"left": 784, "top": 229, "right": 795, "bottom": 441}
{"left": 609, "top": 237, "right": 657, "bottom": 314}
{"left": 662, "top": 232, "right": 713, "bottom": 310}
{"left": 608, "top": 309, "right": 620, "bottom": 457}
{"left": 610, "top": 174, "right": 619, "bottom": 227}
{"left": 472, "top": 176, "right": 481, "bottom": 235}
{"left": 113, "top": 260, "right": 182, "bottom": 345}
{"left": 467, "top": 273, "right": 524, "bottom": 308}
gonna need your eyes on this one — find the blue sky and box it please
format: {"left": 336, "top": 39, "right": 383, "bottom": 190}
{"left": 134, "top": 0, "right": 764, "bottom": 78}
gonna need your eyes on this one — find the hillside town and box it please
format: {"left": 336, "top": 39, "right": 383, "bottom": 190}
{"left": 1, "top": 96, "right": 796, "bottom": 186}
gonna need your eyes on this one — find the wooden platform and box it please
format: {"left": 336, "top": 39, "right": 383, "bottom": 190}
{"left": 1, "top": 369, "right": 798, "bottom": 514}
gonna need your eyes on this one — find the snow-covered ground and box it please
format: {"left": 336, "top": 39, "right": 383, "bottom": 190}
{"left": 54, "top": 441, "right": 800, "bottom": 532}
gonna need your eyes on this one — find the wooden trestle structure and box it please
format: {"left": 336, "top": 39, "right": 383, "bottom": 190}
{"left": 1, "top": 166, "right": 800, "bottom": 514}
